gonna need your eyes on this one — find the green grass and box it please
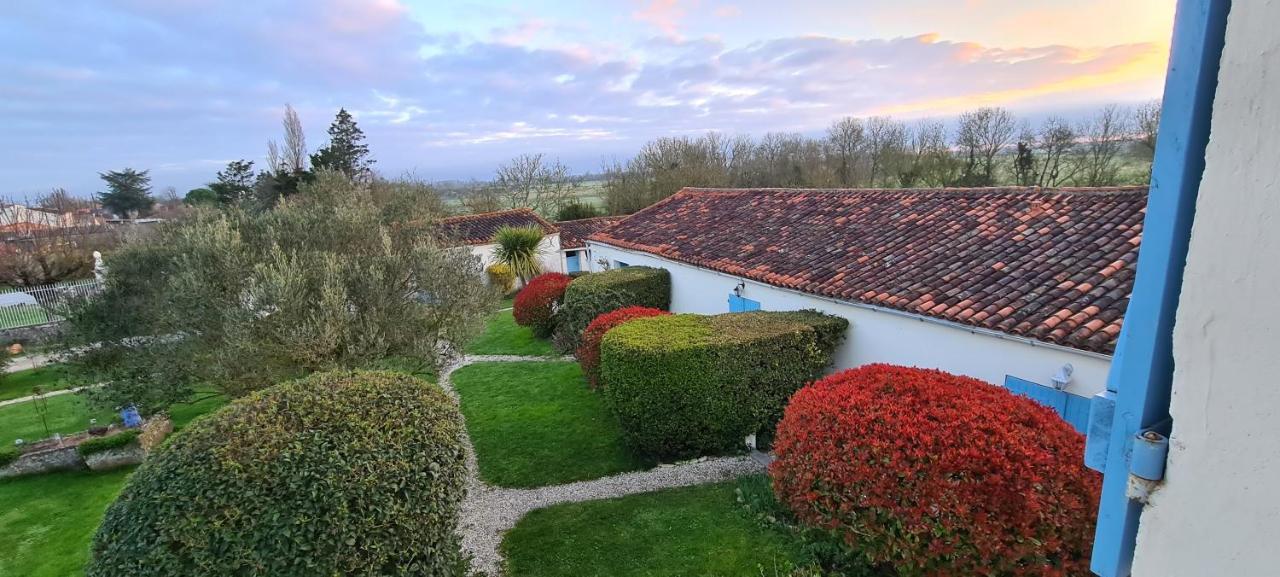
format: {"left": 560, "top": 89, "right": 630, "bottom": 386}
{"left": 465, "top": 310, "right": 557, "bottom": 357}
{"left": 0, "top": 394, "right": 118, "bottom": 447}
{"left": 502, "top": 480, "right": 810, "bottom": 577}
{"left": 451, "top": 361, "right": 651, "bottom": 487}
{"left": 0, "top": 467, "right": 134, "bottom": 577}
{"left": 0, "top": 365, "right": 78, "bottom": 402}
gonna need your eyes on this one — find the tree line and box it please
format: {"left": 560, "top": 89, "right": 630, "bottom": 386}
{"left": 593, "top": 101, "right": 1161, "bottom": 215}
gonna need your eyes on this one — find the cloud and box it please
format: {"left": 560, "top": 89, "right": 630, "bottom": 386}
{"left": 0, "top": 0, "right": 1168, "bottom": 195}
{"left": 632, "top": 0, "right": 686, "bottom": 37}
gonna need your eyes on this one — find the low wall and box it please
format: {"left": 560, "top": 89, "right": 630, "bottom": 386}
{"left": 0, "top": 321, "right": 66, "bottom": 347}
{"left": 0, "top": 445, "right": 84, "bottom": 479}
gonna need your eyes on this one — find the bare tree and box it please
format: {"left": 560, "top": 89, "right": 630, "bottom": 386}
{"left": 866, "top": 116, "right": 908, "bottom": 187}
{"left": 493, "top": 153, "right": 580, "bottom": 214}
{"left": 268, "top": 104, "right": 308, "bottom": 174}
{"left": 458, "top": 180, "right": 504, "bottom": 214}
{"left": 1079, "top": 104, "right": 1131, "bottom": 187}
{"left": 1134, "top": 99, "right": 1162, "bottom": 156}
{"left": 1030, "top": 117, "right": 1082, "bottom": 187}
{"left": 826, "top": 117, "right": 866, "bottom": 186}
{"left": 955, "top": 107, "right": 1017, "bottom": 186}
{"left": 39, "top": 188, "right": 94, "bottom": 212}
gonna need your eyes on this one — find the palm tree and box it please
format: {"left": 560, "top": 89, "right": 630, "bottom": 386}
{"left": 492, "top": 225, "right": 544, "bottom": 285}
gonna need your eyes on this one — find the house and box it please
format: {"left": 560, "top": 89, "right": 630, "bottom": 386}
{"left": 587, "top": 186, "right": 1148, "bottom": 425}
{"left": 554, "top": 216, "right": 622, "bottom": 273}
{"left": 437, "top": 208, "right": 563, "bottom": 275}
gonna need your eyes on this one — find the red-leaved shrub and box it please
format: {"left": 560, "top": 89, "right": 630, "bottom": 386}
{"left": 512, "top": 273, "right": 572, "bottom": 337}
{"left": 770, "top": 364, "right": 1101, "bottom": 577}
{"left": 575, "top": 306, "right": 669, "bottom": 388}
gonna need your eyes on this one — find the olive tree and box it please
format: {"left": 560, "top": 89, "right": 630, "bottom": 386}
{"left": 64, "top": 171, "right": 497, "bottom": 411}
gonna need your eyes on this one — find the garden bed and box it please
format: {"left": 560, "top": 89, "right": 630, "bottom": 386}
{"left": 451, "top": 361, "right": 652, "bottom": 487}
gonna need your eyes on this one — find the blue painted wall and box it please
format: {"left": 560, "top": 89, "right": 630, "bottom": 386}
{"left": 1003, "top": 376, "right": 1091, "bottom": 433}
{"left": 727, "top": 294, "right": 761, "bottom": 312}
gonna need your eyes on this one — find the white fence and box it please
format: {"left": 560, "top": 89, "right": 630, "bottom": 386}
{"left": 0, "top": 279, "right": 103, "bottom": 330}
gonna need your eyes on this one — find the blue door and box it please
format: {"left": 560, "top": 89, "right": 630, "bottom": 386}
{"left": 566, "top": 251, "right": 581, "bottom": 273}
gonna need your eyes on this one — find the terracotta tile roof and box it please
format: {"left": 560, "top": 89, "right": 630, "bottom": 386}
{"left": 555, "top": 216, "right": 623, "bottom": 249}
{"left": 589, "top": 187, "right": 1148, "bottom": 354}
{"left": 438, "top": 208, "right": 558, "bottom": 246}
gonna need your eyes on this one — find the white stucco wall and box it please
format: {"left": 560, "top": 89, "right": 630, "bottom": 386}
{"left": 1131, "top": 3, "right": 1280, "bottom": 575}
{"left": 468, "top": 233, "right": 564, "bottom": 275}
{"left": 587, "top": 241, "right": 1112, "bottom": 397}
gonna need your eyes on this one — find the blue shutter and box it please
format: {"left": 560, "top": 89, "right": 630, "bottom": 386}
{"left": 727, "top": 294, "right": 761, "bottom": 312}
{"left": 1003, "top": 375, "right": 1090, "bottom": 433}
{"left": 566, "top": 252, "right": 580, "bottom": 273}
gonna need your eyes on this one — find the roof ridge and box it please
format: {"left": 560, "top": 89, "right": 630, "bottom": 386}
{"left": 439, "top": 207, "right": 538, "bottom": 224}
{"left": 676, "top": 186, "right": 1149, "bottom": 197}
{"left": 554, "top": 215, "right": 622, "bottom": 224}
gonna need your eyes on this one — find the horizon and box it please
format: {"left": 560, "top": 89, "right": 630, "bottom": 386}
{"left": 0, "top": 0, "right": 1174, "bottom": 198}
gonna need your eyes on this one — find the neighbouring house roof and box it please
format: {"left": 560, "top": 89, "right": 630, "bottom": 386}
{"left": 589, "top": 187, "right": 1149, "bottom": 354}
{"left": 555, "top": 216, "right": 623, "bottom": 249}
{"left": 437, "top": 208, "right": 558, "bottom": 246}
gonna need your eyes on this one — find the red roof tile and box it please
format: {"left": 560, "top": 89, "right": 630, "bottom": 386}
{"left": 589, "top": 186, "right": 1148, "bottom": 354}
{"left": 555, "top": 216, "right": 623, "bottom": 249}
{"left": 438, "top": 208, "right": 557, "bottom": 246}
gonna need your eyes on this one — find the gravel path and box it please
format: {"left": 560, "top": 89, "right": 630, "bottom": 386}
{"left": 4, "top": 351, "right": 61, "bottom": 373}
{"left": 440, "top": 354, "right": 767, "bottom": 576}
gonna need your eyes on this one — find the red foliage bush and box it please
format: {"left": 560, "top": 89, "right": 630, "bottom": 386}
{"left": 575, "top": 306, "right": 669, "bottom": 388}
{"left": 770, "top": 364, "right": 1101, "bottom": 577}
{"left": 512, "top": 273, "right": 572, "bottom": 337}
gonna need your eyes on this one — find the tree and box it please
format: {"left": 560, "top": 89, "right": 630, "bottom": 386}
{"left": 1134, "top": 99, "right": 1161, "bottom": 157}
{"left": 0, "top": 191, "right": 117, "bottom": 288}
{"left": 492, "top": 225, "right": 545, "bottom": 284}
{"left": 827, "top": 117, "right": 867, "bottom": 186}
{"left": 64, "top": 171, "right": 496, "bottom": 411}
{"left": 556, "top": 201, "right": 599, "bottom": 221}
{"left": 258, "top": 104, "right": 311, "bottom": 207}
{"left": 209, "top": 159, "right": 256, "bottom": 205}
{"left": 184, "top": 187, "right": 218, "bottom": 206}
{"left": 1079, "top": 104, "right": 1130, "bottom": 187}
{"left": 493, "top": 153, "right": 580, "bottom": 214}
{"left": 458, "top": 181, "right": 504, "bottom": 214}
{"left": 97, "top": 168, "right": 154, "bottom": 217}
{"left": 1013, "top": 141, "right": 1036, "bottom": 186}
{"left": 39, "top": 188, "right": 93, "bottom": 212}
{"left": 955, "top": 107, "right": 1016, "bottom": 187}
{"left": 865, "top": 116, "right": 908, "bottom": 187}
{"left": 310, "top": 108, "right": 375, "bottom": 181}
{"left": 1032, "top": 117, "right": 1081, "bottom": 187}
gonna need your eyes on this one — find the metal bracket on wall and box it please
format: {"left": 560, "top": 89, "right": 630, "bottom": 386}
{"left": 1125, "top": 427, "right": 1171, "bottom": 504}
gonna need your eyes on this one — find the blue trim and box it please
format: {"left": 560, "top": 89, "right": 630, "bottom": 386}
{"left": 566, "top": 252, "right": 581, "bottom": 273}
{"left": 1002, "top": 376, "right": 1090, "bottom": 433}
{"left": 1088, "top": 2, "right": 1229, "bottom": 575}
{"left": 727, "top": 294, "right": 761, "bottom": 312}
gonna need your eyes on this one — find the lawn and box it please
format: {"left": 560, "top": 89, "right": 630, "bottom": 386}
{"left": 451, "top": 361, "right": 651, "bottom": 487}
{"left": 465, "top": 309, "right": 557, "bottom": 357}
{"left": 502, "top": 479, "right": 811, "bottom": 577}
{"left": 0, "top": 365, "right": 77, "bottom": 402}
{"left": 0, "top": 467, "right": 134, "bottom": 577}
{"left": 0, "top": 393, "right": 118, "bottom": 447}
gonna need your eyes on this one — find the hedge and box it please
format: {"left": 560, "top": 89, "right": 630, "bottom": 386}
{"left": 513, "top": 273, "right": 573, "bottom": 338}
{"left": 0, "top": 446, "right": 19, "bottom": 467}
{"left": 554, "top": 266, "right": 671, "bottom": 351}
{"left": 770, "top": 364, "right": 1101, "bottom": 577}
{"left": 87, "top": 370, "right": 469, "bottom": 577}
{"left": 600, "top": 310, "right": 847, "bottom": 459}
{"left": 576, "top": 306, "right": 670, "bottom": 389}
{"left": 77, "top": 429, "right": 141, "bottom": 457}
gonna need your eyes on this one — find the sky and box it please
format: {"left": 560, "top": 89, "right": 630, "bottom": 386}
{"left": 0, "top": 0, "right": 1175, "bottom": 198}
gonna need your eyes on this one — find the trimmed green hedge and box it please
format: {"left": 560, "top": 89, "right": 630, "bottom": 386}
{"left": 600, "top": 310, "right": 847, "bottom": 459}
{"left": 77, "top": 429, "right": 140, "bottom": 457}
{"left": 87, "top": 370, "right": 469, "bottom": 577}
{"left": 554, "top": 266, "right": 671, "bottom": 351}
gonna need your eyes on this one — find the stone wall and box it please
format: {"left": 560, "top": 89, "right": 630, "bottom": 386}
{"left": 0, "top": 322, "right": 66, "bottom": 347}
{"left": 0, "top": 445, "right": 83, "bottom": 479}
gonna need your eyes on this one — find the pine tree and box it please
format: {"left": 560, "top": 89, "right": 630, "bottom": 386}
{"left": 209, "top": 159, "right": 256, "bottom": 205}
{"left": 98, "top": 168, "right": 155, "bottom": 218}
{"left": 310, "top": 108, "right": 374, "bottom": 180}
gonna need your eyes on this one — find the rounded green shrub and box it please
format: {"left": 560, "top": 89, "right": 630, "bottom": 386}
{"left": 554, "top": 266, "right": 671, "bottom": 351}
{"left": 600, "top": 310, "right": 847, "bottom": 459}
{"left": 87, "top": 370, "right": 469, "bottom": 577}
